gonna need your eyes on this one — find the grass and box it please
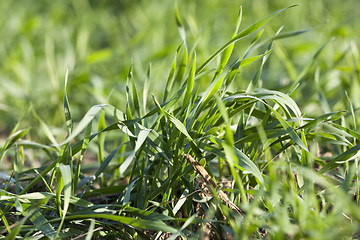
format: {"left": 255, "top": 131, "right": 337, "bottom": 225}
{"left": 1, "top": 1, "right": 360, "bottom": 239}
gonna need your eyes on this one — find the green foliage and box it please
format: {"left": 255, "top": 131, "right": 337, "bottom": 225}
{"left": 1, "top": 0, "right": 360, "bottom": 239}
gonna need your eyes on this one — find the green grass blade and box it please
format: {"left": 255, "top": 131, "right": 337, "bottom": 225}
{"left": 63, "top": 68, "right": 73, "bottom": 135}
{"left": 55, "top": 164, "right": 72, "bottom": 238}
{"left": 74, "top": 122, "right": 92, "bottom": 192}
{"left": 95, "top": 143, "right": 123, "bottom": 179}
{"left": 119, "top": 129, "right": 151, "bottom": 176}
{"left": 132, "top": 79, "right": 140, "bottom": 117}
{"left": 56, "top": 104, "right": 109, "bottom": 146}
{"left": 182, "top": 52, "right": 196, "bottom": 111}
{"left": 319, "top": 144, "right": 360, "bottom": 174}
{"left": 196, "top": 4, "right": 298, "bottom": 75}
{"left": 53, "top": 214, "right": 178, "bottom": 233}
{"left": 214, "top": 6, "right": 242, "bottom": 79}
{"left": 175, "top": 1, "right": 186, "bottom": 43}
{"left": 4, "top": 207, "right": 38, "bottom": 240}
{"left": 1, "top": 128, "right": 29, "bottom": 163}
{"left": 29, "top": 209, "right": 57, "bottom": 239}
{"left": 163, "top": 43, "right": 183, "bottom": 102}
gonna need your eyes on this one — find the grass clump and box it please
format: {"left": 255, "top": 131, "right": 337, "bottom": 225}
{"left": 1, "top": 3, "right": 360, "bottom": 240}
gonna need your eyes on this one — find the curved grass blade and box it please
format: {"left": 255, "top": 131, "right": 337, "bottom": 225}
{"left": 56, "top": 165, "right": 72, "bottom": 238}
{"left": 196, "top": 4, "right": 298, "bottom": 75}
{"left": 126, "top": 63, "right": 134, "bottom": 121}
{"left": 153, "top": 95, "right": 202, "bottom": 158}
{"left": 132, "top": 79, "right": 140, "bottom": 117}
{"left": 247, "top": 27, "right": 283, "bottom": 92}
{"left": 74, "top": 122, "right": 92, "bottom": 191}
{"left": 319, "top": 144, "right": 360, "bottom": 174}
{"left": 29, "top": 209, "right": 56, "bottom": 239}
{"left": 175, "top": 1, "right": 186, "bottom": 43}
{"left": 63, "top": 68, "right": 73, "bottom": 135}
{"left": 1, "top": 128, "right": 29, "bottom": 163}
{"left": 4, "top": 207, "right": 38, "bottom": 240}
{"left": 95, "top": 143, "right": 124, "bottom": 179}
{"left": 224, "top": 94, "right": 307, "bottom": 151}
{"left": 163, "top": 43, "right": 184, "bottom": 102}
{"left": 52, "top": 214, "right": 178, "bottom": 233}
{"left": 215, "top": 95, "right": 248, "bottom": 202}
{"left": 214, "top": 6, "right": 242, "bottom": 79}
{"left": 182, "top": 52, "right": 196, "bottom": 111}
{"left": 119, "top": 129, "right": 151, "bottom": 176}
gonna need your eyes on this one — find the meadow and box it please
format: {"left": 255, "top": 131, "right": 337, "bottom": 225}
{"left": 1, "top": 0, "right": 360, "bottom": 239}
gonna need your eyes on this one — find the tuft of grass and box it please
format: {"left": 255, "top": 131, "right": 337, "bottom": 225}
{"left": 1, "top": 2, "right": 360, "bottom": 239}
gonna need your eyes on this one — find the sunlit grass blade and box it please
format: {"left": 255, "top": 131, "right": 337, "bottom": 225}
{"left": 29, "top": 209, "right": 57, "bottom": 239}
{"left": 74, "top": 122, "right": 91, "bottom": 192}
{"left": 319, "top": 143, "right": 360, "bottom": 174}
{"left": 182, "top": 52, "right": 196, "bottom": 112}
{"left": 214, "top": 6, "right": 242, "bottom": 79}
{"left": 1, "top": 128, "right": 29, "bottom": 163}
{"left": 247, "top": 27, "right": 282, "bottom": 92}
{"left": 215, "top": 95, "right": 248, "bottom": 203}
{"left": 119, "top": 129, "right": 151, "bottom": 176}
{"left": 163, "top": 43, "right": 183, "bottom": 102}
{"left": 63, "top": 68, "right": 73, "bottom": 135}
{"left": 52, "top": 214, "right": 179, "bottom": 233}
{"left": 55, "top": 164, "right": 72, "bottom": 238}
{"left": 196, "top": 4, "right": 298, "bottom": 75}
{"left": 175, "top": 1, "right": 186, "bottom": 43}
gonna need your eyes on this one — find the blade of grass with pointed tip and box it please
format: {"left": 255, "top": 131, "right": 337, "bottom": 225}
{"left": 247, "top": 27, "right": 282, "bottom": 92}
{"left": 163, "top": 43, "right": 183, "bottom": 102}
{"left": 1, "top": 128, "right": 29, "bottom": 163}
{"left": 28, "top": 209, "right": 56, "bottom": 239}
{"left": 266, "top": 104, "right": 308, "bottom": 151}
{"left": 319, "top": 144, "right": 360, "bottom": 174}
{"left": 95, "top": 143, "right": 123, "bottom": 179}
{"left": 175, "top": 2, "right": 186, "bottom": 44}
{"left": 57, "top": 104, "right": 112, "bottom": 146}
{"left": 63, "top": 68, "right": 73, "bottom": 135}
{"left": 214, "top": 6, "right": 242, "bottom": 79}
{"left": 56, "top": 164, "right": 72, "bottom": 238}
{"left": 234, "top": 50, "right": 272, "bottom": 70}
{"left": 182, "top": 52, "right": 196, "bottom": 112}
{"left": 143, "top": 63, "right": 151, "bottom": 123}
{"left": 174, "top": 46, "right": 187, "bottom": 87}
{"left": 119, "top": 129, "right": 151, "bottom": 176}
{"left": 52, "top": 214, "right": 178, "bottom": 233}
{"left": 4, "top": 207, "right": 37, "bottom": 240}
{"left": 132, "top": 79, "right": 140, "bottom": 117}
{"left": 125, "top": 64, "right": 134, "bottom": 127}
{"left": 196, "top": 4, "right": 298, "bottom": 75}
{"left": 215, "top": 95, "right": 248, "bottom": 202}
{"left": 74, "top": 122, "right": 92, "bottom": 192}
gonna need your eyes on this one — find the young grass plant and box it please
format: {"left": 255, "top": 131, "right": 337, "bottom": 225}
{"left": 1, "top": 4, "right": 360, "bottom": 239}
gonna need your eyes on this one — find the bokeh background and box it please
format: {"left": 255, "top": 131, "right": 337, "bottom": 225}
{"left": 1, "top": 0, "right": 359, "bottom": 141}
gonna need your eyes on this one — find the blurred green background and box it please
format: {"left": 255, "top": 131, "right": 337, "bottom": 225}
{"left": 0, "top": 0, "right": 359, "bottom": 141}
